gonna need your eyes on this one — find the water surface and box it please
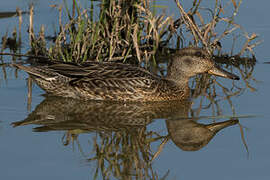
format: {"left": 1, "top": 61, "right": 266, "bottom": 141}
{"left": 1, "top": 0, "right": 270, "bottom": 179}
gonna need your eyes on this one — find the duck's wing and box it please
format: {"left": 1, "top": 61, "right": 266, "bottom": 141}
{"left": 50, "top": 62, "right": 162, "bottom": 100}
{"left": 69, "top": 76, "right": 160, "bottom": 101}
{"left": 14, "top": 62, "right": 159, "bottom": 81}
{"left": 49, "top": 62, "right": 156, "bottom": 79}
{"left": 14, "top": 62, "right": 165, "bottom": 100}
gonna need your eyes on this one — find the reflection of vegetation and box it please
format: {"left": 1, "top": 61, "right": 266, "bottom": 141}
{"left": 88, "top": 128, "right": 162, "bottom": 179}
{"left": 12, "top": 96, "right": 243, "bottom": 179}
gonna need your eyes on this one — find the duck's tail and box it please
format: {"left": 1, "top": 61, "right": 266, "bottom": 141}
{"left": 12, "top": 63, "right": 57, "bottom": 81}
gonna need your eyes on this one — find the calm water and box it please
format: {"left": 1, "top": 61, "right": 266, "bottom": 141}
{"left": 1, "top": 0, "right": 270, "bottom": 179}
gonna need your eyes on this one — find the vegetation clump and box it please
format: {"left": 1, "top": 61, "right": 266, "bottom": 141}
{"left": 26, "top": 0, "right": 259, "bottom": 66}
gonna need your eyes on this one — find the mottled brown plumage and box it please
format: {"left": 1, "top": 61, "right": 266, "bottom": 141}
{"left": 13, "top": 47, "right": 239, "bottom": 101}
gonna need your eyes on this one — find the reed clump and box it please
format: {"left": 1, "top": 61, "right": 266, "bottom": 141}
{"left": 28, "top": 0, "right": 173, "bottom": 65}
{"left": 27, "top": 0, "right": 260, "bottom": 65}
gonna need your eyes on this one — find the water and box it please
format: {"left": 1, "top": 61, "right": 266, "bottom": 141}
{"left": 1, "top": 0, "right": 270, "bottom": 179}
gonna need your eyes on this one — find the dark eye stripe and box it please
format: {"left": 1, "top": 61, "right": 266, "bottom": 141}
{"left": 195, "top": 51, "right": 202, "bottom": 57}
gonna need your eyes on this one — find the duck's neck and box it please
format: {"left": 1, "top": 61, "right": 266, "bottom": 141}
{"left": 166, "top": 69, "right": 190, "bottom": 89}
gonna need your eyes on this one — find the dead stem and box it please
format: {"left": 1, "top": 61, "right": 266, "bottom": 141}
{"left": 29, "top": 5, "right": 34, "bottom": 45}
{"left": 27, "top": 77, "right": 32, "bottom": 111}
{"left": 238, "top": 122, "right": 249, "bottom": 158}
{"left": 174, "top": 0, "right": 210, "bottom": 53}
{"left": 151, "top": 136, "right": 169, "bottom": 162}
{"left": 16, "top": 8, "right": 22, "bottom": 55}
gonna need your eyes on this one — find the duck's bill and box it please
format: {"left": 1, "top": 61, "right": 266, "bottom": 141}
{"left": 208, "top": 66, "right": 240, "bottom": 80}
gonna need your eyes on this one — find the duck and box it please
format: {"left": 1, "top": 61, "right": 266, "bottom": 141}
{"left": 13, "top": 47, "right": 239, "bottom": 101}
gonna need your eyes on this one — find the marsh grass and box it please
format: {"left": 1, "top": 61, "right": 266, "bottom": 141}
{"left": 26, "top": 0, "right": 260, "bottom": 64}
{"left": 28, "top": 0, "right": 173, "bottom": 66}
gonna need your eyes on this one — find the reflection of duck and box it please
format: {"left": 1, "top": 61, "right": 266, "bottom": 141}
{"left": 12, "top": 96, "right": 191, "bottom": 131}
{"left": 13, "top": 47, "right": 239, "bottom": 101}
{"left": 166, "top": 119, "right": 238, "bottom": 151}
{"left": 12, "top": 96, "right": 239, "bottom": 152}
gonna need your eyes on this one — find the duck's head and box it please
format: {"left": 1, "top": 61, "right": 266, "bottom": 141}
{"left": 166, "top": 47, "right": 240, "bottom": 83}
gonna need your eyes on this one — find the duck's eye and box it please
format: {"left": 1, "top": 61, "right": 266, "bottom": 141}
{"left": 195, "top": 51, "right": 208, "bottom": 59}
{"left": 195, "top": 51, "right": 203, "bottom": 58}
